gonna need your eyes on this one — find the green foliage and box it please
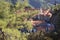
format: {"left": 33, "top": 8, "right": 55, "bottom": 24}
{"left": 2, "top": 28, "right": 21, "bottom": 40}
{"left": 15, "top": 0, "right": 29, "bottom": 10}
{"left": 0, "top": 1, "right": 10, "bottom": 19}
{"left": 0, "top": 0, "right": 39, "bottom": 40}
{"left": 1, "top": 0, "right": 59, "bottom": 40}
{"left": 51, "top": 4, "right": 60, "bottom": 11}
{"left": 0, "top": 20, "right": 7, "bottom": 28}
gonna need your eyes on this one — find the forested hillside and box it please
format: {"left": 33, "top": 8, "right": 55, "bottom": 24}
{"left": 0, "top": 0, "right": 38, "bottom": 40}
{"left": 0, "top": 0, "right": 60, "bottom": 40}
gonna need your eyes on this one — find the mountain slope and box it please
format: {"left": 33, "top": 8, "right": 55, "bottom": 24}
{"left": 6, "top": 0, "right": 60, "bottom": 8}
{"left": 29, "top": 0, "right": 54, "bottom": 9}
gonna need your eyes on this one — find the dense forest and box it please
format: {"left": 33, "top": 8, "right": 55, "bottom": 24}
{"left": 0, "top": 0, "right": 60, "bottom": 40}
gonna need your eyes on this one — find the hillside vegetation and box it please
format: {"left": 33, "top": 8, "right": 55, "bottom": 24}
{"left": 0, "top": 0, "right": 60, "bottom": 40}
